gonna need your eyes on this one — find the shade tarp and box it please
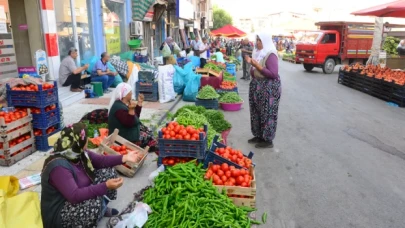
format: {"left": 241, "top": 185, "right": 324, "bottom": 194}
{"left": 210, "top": 25, "right": 247, "bottom": 38}
{"left": 351, "top": 0, "right": 405, "bottom": 18}
{"left": 132, "top": 0, "right": 155, "bottom": 21}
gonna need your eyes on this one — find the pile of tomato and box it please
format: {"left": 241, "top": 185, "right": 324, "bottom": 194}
{"left": 220, "top": 81, "right": 237, "bottom": 90}
{"left": 214, "top": 146, "right": 252, "bottom": 169}
{"left": 0, "top": 145, "right": 33, "bottom": 159}
{"left": 204, "top": 163, "right": 253, "bottom": 187}
{"left": 0, "top": 133, "right": 32, "bottom": 149}
{"left": 161, "top": 157, "right": 195, "bottom": 166}
{"left": 6, "top": 123, "right": 30, "bottom": 134}
{"left": 109, "top": 145, "right": 129, "bottom": 155}
{"left": 161, "top": 122, "right": 205, "bottom": 140}
{"left": 0, "top": 109, "right": 29, "bottom": 124}
{"left": 34, "top": 125, "right": 57, "bottom": 136}
{"left": 10, "top": 83, "right": 54, "bottom": 92}
{"left": 30, "top": 104, "right": 57, "bottom": 114}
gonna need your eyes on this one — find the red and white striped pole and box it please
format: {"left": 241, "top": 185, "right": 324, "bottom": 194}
{"left": 40, "top": 0, "right": 60, "bottom": 81}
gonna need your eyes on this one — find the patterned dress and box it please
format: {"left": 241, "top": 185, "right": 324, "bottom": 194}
{"left": 249, "top": 52, "right": 282, "bottom": 142}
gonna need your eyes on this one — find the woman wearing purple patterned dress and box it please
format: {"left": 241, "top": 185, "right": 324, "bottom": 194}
{"left": 245, "top": 32, "right": 282, "bottom": 148}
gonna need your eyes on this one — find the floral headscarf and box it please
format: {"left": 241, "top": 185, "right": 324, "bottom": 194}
{"left": 45, "top": 123, "right": 95, "bottom": 181}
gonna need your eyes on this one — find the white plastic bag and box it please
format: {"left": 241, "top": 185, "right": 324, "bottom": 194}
{"left": 148, "top": 165, "right": 165, "bottom": 185}
{"left": 127, "top": 66, "right": 139, "bottom": 99}
{"left": 157, "top": 65, "right": 176, "bottom": 103}
{"left": 173, "top": 43, "right": 182, "bottom": 55}
{"left": 115, "top": 202, "right": 152, "bottom": 228}
{"left": 162, "top": 44, "right": 171, "bottom": 57}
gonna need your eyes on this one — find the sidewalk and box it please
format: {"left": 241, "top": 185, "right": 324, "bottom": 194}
{"left": 0, "top": 93, "right": 183, "bottom": 211}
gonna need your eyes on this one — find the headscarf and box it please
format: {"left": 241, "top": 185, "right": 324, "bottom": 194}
{"left": 252, "top": 32, "right": 277, "bottom": 62}
{"left": 43, "top": 123, "right": 96, "bottom": 181}
{"left": 165, "top": 37, "right": 174, "bottom": 46}
{"left": 108, "top": 82, "right": 132, "bottom": 110}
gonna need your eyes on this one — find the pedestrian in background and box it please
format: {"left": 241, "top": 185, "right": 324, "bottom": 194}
{"left": 240, "top": 38, "right": 253, "bottom": 80}
{"left": 199, "top": 37, "right": 209, "bottom": 68}
{"left": 245, "top": 32, "right": 281, "bottom": 148}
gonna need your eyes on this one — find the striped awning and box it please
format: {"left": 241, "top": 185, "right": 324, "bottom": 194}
{"left": 132, "top": 0, "right": 155, "bottom": 21}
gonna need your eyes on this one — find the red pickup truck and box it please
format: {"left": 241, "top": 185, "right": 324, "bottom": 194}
{"left": 295, "top": 21, "right": 375, "bottom": 74}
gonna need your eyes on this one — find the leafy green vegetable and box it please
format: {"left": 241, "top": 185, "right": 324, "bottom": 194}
{"left": 196, "top": 85, "right": 220, "bottom": 100}
{"left": 204, "top": 62, "right": 225, "bottom": 72}
{"left": 219, "top": 92, "right": 243, "bottom": 103}
{"left": 174, "top": 105, "right": 206, "bottom": 118}
{"left": 143, "top": 162, "right": 256, "bottom": 227}
{"left": 80, "top": 120, "right": 108, "bottom": 138}
{"left": 383, "top": 36, "right": 400, "bottom": 56}
{"left": 203, "top": 110, "right": 231, "bottom": 132}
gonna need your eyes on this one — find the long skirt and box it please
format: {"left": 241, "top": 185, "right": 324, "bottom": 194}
{"left": 136, "top": 123, "right": 158, "bottom": 152}
{"left": 59, "top": 167, "right": 118, "bottom": 228}
{"left": 249, "top": 78, "right": 282, "bottom": 142}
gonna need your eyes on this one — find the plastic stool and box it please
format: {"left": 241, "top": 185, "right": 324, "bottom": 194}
{"left": 91, "top": 82, "right": 104, "bottom": 97}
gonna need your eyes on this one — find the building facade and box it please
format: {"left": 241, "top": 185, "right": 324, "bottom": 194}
{"left": 0, "top": 0, "right": 211, "bottom": 82}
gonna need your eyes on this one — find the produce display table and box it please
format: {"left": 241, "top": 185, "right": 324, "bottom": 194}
{"left": 338, "top": 65, "right": 405, "bottom": 107}
{"left": 200, "top": 72, "right": 223, "bottom": 89}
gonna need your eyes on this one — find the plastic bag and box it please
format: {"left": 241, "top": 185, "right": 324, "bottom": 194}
{"left": 183, "top": 73, "right": 201, "bottom": 102}
{"left": 173, "top": 43, "right": 182, "bottom": 55}
{"left": 173, "top": 62, "right": 193, "bottom": 94}
{"left": 148, "top": 165, "right": 165, "bottom": 185}
{"left": 115, "top": 202, "right": 152, "bottom": 228}
{"left": 162, "top": 44, "right": 171, "bottom": 57}
{"left": 158, "top": 65, "right": 176, "bottom": 103}
{"left": 188, "top": 56, "right": 201, "bottom": 68}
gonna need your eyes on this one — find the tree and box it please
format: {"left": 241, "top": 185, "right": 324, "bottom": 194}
{"left": 213, "top": 6, "right": 233, "bottom": 30}
{"left": 367, "top": 17, "right": 383, "bottom": 65}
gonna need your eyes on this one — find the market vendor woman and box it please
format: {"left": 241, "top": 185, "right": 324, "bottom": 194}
{"left": 108, "top": 83, "right": 158, "bottom": 151}
{"left": 41, "top": 123, "right": 139, "bottom": 228}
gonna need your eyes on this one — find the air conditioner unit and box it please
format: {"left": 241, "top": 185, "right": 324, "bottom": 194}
{"left": 130, "top": 21, "right": 143, "bottom": 36}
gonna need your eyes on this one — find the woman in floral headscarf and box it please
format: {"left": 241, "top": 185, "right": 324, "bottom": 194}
{"left": 40, "top": 123, "right": 139, "bottom": 228}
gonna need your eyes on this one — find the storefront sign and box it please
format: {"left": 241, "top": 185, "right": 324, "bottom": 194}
{"left": 106, "top": 26, "right": 121, "bottom": 54}
{"left": 35, "top": 50, "right": 49, "bottom": 76}
{"left": 176, "top": 0, "right": 194, "bottom": 20}
{"left": 18, "top": 24, "right": 28, "bottom": 30}
{"left": 18, "top": 66, "right": 39, "bottom": 78}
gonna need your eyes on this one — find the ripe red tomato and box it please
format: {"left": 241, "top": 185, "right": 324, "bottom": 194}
{"left": 212, "top": 165, "right": 220, "bottom": 173}
{"left": 221, "top": 163, "right": 229, "bottom": 172}
{"left": 217, "top": 170, "right": 224, "bottom": 177}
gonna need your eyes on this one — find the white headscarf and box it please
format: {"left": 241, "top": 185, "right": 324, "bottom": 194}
{"left": 108, "top": 82, "right": 132, "bottom": 110}
{"left": 252, "top": 32, "right": 277, "bottom": 62}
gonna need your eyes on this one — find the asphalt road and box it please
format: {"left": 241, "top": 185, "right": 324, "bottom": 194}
{"left": 224, "top": 61, "right": 405, "bottom": 228}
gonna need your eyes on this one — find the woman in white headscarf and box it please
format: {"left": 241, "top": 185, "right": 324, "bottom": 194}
{"left": 245, "top": 32, "right": 282, "bottom": 149}
{"left": 108, "top": 83, "right": 158, "bottom": 152}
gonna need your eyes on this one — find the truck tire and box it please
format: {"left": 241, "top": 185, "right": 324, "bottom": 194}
{"left": 322, "top": 58, "right": 335, "bottom": 74}
{"left": 303, "top": 64, "right": 314, "bottom": 71}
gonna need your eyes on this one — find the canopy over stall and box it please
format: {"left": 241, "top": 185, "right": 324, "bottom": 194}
{"left": 352, "top": 0, "right": 405, "bottom": 18}
{"left": 210, "top": 25, "right": 247, "bottom": 38}
{"left": 351, "top": 0, "right": 405, "bottom": 65}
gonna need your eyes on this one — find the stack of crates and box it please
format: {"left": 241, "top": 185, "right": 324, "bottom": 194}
{"left": 6, "top": 81, "right": 61, "bottom": 151}
{"left": 226, "top": 63, "right": 236, "bottom": 76}
{"left": 0, "top": 108, "right": 35, "bottom": 166}
{"left": 135, "top": 81, "right": 159, "bottom": 102}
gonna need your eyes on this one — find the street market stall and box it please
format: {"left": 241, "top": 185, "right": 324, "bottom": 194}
{"left": 210, "top": 25, "right": 247, "bottom": 38}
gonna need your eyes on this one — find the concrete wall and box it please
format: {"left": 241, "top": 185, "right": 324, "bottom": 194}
{"left": 24, "top": 0, "right": 44, "bottom": 64}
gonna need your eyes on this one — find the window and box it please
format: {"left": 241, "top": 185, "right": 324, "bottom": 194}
{"left": 322, "top": 34, "right": 336, "bottom": 44}
{"left": 55, "top": 0, "right": 94, "bottom": 62}
{"left": 102, "top": 0, "right": 127, "bottom": 55}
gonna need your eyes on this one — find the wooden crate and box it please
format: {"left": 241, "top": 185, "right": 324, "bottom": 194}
{"left": 208, "top": 163, "right": 257, "bottom": 207}
{"left": 99, "top": 129, "right": 149, "bottom": 177}
{"left": 1, "top": 123, "right": 32, "bottom": 142}
{"left": 208, "top": 69, "right": 222, "bottom": 77}
{"left": 196, "top": 68, "right": 208, "bottom": 74}
{"left": 0, "top": 110, "right": 32, "bottom": 133}
{"left": 0, "top": 138, "right": 36, "bottom": 167}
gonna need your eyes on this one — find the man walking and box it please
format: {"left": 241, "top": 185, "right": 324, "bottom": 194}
{"left": 91, "top": 52, "right": 117, "bottom": 93}
{"left": 192, "top": 37, "right": 202, "bottom": 56}
{"left": 59, "top": 47, "right": 89, "bottom": 92}
{"left": 199, "top": 38, "right": 209, "bottom": 68}
{"left": 240, "top": 38, "right": 253, "bottom": 80}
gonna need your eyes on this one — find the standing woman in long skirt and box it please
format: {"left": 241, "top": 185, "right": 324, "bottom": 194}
{"left": 245, "top": 32, "right": 282, "bottom": 148}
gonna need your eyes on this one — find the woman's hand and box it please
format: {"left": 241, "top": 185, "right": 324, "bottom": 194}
{"left": 122, "top": 151, "right": 139, "bottom": 163}
{"left": 138, "top": 94, "right": 144, "bottom": 106}
{"left": 106, "top": 178, "right": 124, "bottom": 190}
{"left": 128, "top": 100, "right": 137, "bottom": 109}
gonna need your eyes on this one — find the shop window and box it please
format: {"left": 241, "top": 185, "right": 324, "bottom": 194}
{"left": 55, "top": 0, "right": 94, "bottom": 62}
{"left": 102, "top": 0, "right": 127, "bottom": 55}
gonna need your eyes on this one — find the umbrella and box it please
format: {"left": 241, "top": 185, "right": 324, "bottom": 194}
{"left": 210, "top": 25, "right": 247, "bottom": 38}
{"left": 351, "top": 0, "right": 405, "bottom": 18}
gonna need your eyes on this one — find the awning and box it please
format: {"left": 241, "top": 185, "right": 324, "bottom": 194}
{"left": 351, "top": 0, "right": 405, "bottom": 18}
{"left": 210, "top": 25, "right": 247, "bottom": 38}
{"left": 132, "top": 0, "right": 155, "bottom": 21}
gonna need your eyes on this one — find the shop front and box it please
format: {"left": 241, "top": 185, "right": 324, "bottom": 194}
{"left": 0, "top": 0, "right": 44, "bottom": 79}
